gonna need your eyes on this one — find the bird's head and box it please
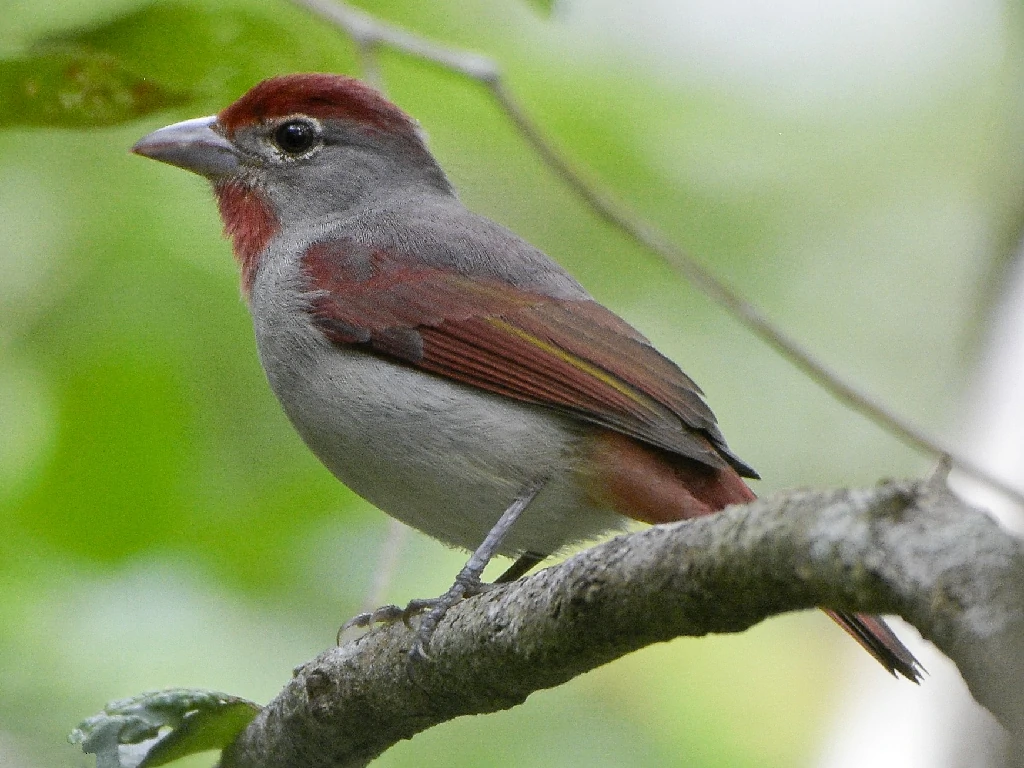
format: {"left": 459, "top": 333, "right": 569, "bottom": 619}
{"left": 133, "top": 74, "right": 451, "bottom": 288}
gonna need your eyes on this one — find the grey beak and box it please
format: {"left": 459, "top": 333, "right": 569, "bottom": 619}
{"left": 132, "top": 116, "right": 239, "bottom": 177}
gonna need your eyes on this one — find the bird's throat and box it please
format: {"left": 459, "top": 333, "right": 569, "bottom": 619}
{"left": 213, "top": 179, "right": 279, "bottom": 294}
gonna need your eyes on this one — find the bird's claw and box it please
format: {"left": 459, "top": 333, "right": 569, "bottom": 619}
{"left": 406, "top": 575, "right": 494, "bottom": 659}
{"left": 336, "top": 603, "right": 406, "bottom": 644}
{"left": 338, "top": 576, "right": 494, "bottom": 661}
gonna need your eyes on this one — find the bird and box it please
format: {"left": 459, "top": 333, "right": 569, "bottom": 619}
{"left": 132, "top": 73, "right": 922, "bottom": 680}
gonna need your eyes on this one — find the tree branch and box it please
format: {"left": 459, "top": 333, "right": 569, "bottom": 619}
{"left": 219, "top": 479, "right": 1024, "bottom": 768}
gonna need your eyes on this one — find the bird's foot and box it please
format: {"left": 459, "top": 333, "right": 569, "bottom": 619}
{"left": 405, "top": 572, "right": 494, "bottom": 662}
{"left": 337, "top": 573, "right": 494, "bottom": 660}
{"left": 337, "top": 603, "right": 406, "bottom": 641}
{"left": 340, "top": 480, "right": 548, "bottom": 660}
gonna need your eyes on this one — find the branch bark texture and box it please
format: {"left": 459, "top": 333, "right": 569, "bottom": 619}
{"left": 221, "top": 480, "right": 1024, "bottom": 767}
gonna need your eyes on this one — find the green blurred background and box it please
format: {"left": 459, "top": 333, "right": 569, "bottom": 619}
{"left": 2, "top": 0, "right": 1021, "bottom": 765}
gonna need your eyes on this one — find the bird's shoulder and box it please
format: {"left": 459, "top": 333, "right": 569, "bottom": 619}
{"left": 317, "top": 193, "right": 591, "bottom": 300}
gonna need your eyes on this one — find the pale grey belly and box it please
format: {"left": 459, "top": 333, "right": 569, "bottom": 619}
{"left": 260, "top": 337, "right": 627, "bottom": 556}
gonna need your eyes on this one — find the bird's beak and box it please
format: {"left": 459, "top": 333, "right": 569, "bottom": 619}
{"left": 132, "top": 116, "right": 240, "bottom": 178}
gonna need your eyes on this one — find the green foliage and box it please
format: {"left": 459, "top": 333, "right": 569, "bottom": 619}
{"left": 42, "top": 2, "right": 357, "bottom": 112}
{"left": 0, "top": 1, "right": 362, "bottom": 129}
{"left": 1, "top": 0, "right": 1020, "bottom": 766}
{"left": 70, "top": 689, "right": 259, "bottom": 768}
{"left": 0, "top": 50, "right": 187, "bottom": 128}
{"left": 522, "top": 0, "right": 556, "bottom": 16}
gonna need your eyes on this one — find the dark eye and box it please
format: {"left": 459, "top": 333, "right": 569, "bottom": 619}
{"left": 274, "top": 120, "right": 318, "bottom": 154}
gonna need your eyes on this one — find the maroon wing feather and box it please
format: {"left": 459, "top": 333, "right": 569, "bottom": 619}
{"left": 302, "top": 238, "right": 930, "bottom": 681}
{"left": 303, "top": 239, "right": 756, "bottom": 477}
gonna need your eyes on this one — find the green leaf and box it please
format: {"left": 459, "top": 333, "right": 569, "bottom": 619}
{"left": 0, "top": 50, "right": 188, "bottom": 128}
{"left": 46, "top": 2, "right": 357, "bottom": 112}
{"left": 1, "top": 1, "right": 360, "bottom": 131}
{"left": 523, "top": 0, "right": 557, "bottom": 16}
{"left": 69, "top": 689, "right": 261, "bottom": 768}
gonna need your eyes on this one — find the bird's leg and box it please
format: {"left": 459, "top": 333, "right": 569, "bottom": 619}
{"left": 405, "top": 478, "right": 547, "bottom": 660}
{"left": 495, "top": 550, "right": 547, "bottom": 583}
{"left": 339, "top": 479, "right": 547, "bottom": 660}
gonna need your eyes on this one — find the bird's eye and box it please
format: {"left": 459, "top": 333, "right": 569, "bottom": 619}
{"left": 273, "top": 120, "right": 319, "bottom": 154}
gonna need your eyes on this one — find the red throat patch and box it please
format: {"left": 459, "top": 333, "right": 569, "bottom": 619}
{"left": 213, "top": 180, "right": 279, "bottom": 294}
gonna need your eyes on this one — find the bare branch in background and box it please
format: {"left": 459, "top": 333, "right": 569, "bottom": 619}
{"left": 284, "top": 0, "right": 1024, "bottom": 507}
{"left": 358, "top": 518, "right": 409, "bottom": 615}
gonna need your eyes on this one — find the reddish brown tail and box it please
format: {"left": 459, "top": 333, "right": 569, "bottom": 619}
{"left": 701, "top": 462, "right": 924, "bottom": 682}
{"left": 825, "top": 610, "right": 923, "bottom": 681}
{"left": 591, "top": 433, "right": 924, "bottom": 682}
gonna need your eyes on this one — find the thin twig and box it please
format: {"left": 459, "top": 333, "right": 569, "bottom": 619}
{"left": 360, "top": 518, "right": 409, "bottom": 613}
{"left": 289, "top": 0, "right": 498, "bottom": 81}
{"left": 285, "top": 0, "right": 1024, "bottom": 507}
{"left": 353, "top": 38, "right": 385, "bottom": 93}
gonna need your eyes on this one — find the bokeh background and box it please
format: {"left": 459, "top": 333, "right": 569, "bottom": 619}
{"left": 2, "top": 0, "right": 1022, "bottom": 765}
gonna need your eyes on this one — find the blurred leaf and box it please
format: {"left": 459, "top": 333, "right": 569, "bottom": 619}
{"left": 69, "top": 689, "right": 260, "bottom": 768}
{"left": 0, "top": 50, "right": 187, "bottom": 128}
{"left": 45, "top": 1, "right": 357, "bottom": 112}
{"left": 15, "top": 356, "right": 193, "bottom": 561}
{"left": 523, "top": 0, "right": 557, "bottom": 16}
{"left": 137, "top": 701, "right": 260, "bottom": 768}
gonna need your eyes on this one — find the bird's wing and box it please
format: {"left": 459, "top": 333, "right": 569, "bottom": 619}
{"left": 302, "top": 238, "right": 757, "bottom": 477}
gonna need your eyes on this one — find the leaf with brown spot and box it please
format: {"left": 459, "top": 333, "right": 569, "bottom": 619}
{"left": 0, "top": 50, "right": 188, "bottom": 129}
